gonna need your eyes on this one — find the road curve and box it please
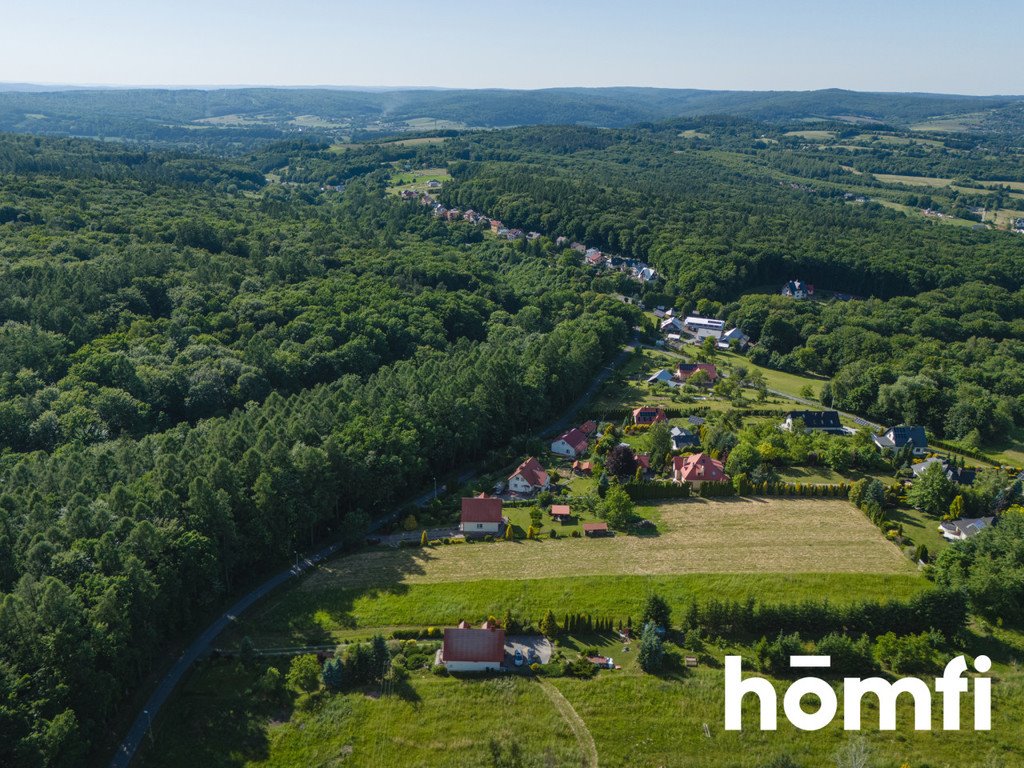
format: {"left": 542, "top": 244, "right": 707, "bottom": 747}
{"left": 109, "top": 336, "right": 636, "bottom": 767}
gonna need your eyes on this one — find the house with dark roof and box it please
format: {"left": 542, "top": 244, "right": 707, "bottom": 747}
{"left": 440, "top": 622, "right": 507, "bottom": 672}
{"left": 583, "top": 521, "right": 611, "bottom": 537}
{"left": 551, "top": 428, "right": 589, "bottom": 458}
{"left": 578, "top": 420, "right": 598, "bottom": 436}
{"left": 938, "top": 517, "right": 994, "bottom": 542}
{"left": 672, "top": 453, "right": 728, "bottom": 487}
{"left": 670, "top": 426, "right": 701, "bottom": 450}
{"left": 873, "top": 425, "right": 928, "bottom": 456}
{"left": 508, "top": 457, "right": 550, "bottom": 495}
{"left": 911, "top": 457, "right": 976, "bottom": 486}
{"left": 781, "top": 410, "right": 844, "bottom": 433}
{"left": 460, "top": 496, "right": 505, "bottom": 535}
{"left": 632, "top": 406, "right": 667, "bottom": 425}
{"left": 781, "top": 280, "right": 814, "bottom": 299}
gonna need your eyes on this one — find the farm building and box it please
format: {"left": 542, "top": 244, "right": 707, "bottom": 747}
{"left": 583, "top": 522, "right": 611, "bottom": 537}
{"left": 549, "top": 505, "right": 573, "bottom": 523}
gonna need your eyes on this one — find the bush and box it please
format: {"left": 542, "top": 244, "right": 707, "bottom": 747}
{"left": 431, "top": 664, "right": 448, "bottom": 676}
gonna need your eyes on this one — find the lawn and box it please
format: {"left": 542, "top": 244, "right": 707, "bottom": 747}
{"left": 387, "top": 166, "right": 451, "bottom": 194}
{"left": 874, "top": 173, "right": 954, "bottom": 188}
{"left": 784, "top": 130, "right": 836, "bottom": 140}
{"left": 143, "top": 623, "right": 1024, "bottom": 768}
{"left": 306, "top": 500, "right": 913, "bottom": 591}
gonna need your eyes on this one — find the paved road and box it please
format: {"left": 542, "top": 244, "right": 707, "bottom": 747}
{"left": 109, "top": 336, "right": 637, "bottom": 767}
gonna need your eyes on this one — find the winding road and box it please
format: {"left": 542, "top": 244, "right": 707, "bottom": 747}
{"left": 108, "top": 335, "right": 637, "bottom": 767}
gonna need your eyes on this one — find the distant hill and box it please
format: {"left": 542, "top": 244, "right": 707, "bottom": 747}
{"left": 0, "top": 86, "right": 1020, "bottom": 149}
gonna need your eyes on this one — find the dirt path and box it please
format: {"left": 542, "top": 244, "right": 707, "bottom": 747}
{"left": 539, "top": 680, "right": 598, "bottom": 768}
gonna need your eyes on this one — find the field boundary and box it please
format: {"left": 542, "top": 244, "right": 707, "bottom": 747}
{"left": 540, "top": 680, "right": 598, "bottom": 768}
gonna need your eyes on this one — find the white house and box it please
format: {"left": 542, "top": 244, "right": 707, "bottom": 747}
{"left": 938, "top": 517, "right": 994, "bottom": 542}
{"left": 440, "top": 622, "right": 506, "bottom": 672}
{"left": 551, "top": 428, "right": 589, "bottom": 458}
{"left": 873, "top": 425, "right": 928, "bottom": 456}
{"left": 460, "top": 496, "right": 505, "bottom": 535}
{"left": 718, "top": 327, "right": 750, "bottom": 349}
{"left": 660, "top": 317, "right": 684, "bottom": 334}
{"left": 508, "top": 457, "right": 550, "bottom": 495}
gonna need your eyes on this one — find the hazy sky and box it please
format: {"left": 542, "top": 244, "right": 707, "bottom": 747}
{"left": 1, "top": 0, "right": 1019, "bottom": 94}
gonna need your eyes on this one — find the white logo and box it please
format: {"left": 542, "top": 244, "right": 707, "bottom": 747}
{"left": 723, "top": 654, "right": 991, "bottom": 731}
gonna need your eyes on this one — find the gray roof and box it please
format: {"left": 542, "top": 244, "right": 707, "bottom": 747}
{"left": 876, "top": 425, "right": 928, "bottom": 449}
{"left": 785, "top": 410, "right": 842, "bottom": 430}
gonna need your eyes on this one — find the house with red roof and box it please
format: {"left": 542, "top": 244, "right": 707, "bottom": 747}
{"left": 440, "top": 621, "right": 507, "bottom": 672}
{"left": 508, "top": 457, "right": 550, "bottom": 495}
{"left": 672, "top": 452, "right": 728, "bottom": 488}
{"left": 676, "top": 363, "right": 718, "bottom": 384}
{"left": 460, "top": 496, "right": 505, "bottom": 535}
{"left": 583, "top": 521, "right": 611, "bottom": 537}
{"left": 549, "top": 504, "right": 573, "bottom": 523}
{"left": 572, "top": 460, "right": 592, "bottom": 475}
{"left": 632, "top": 406, "right": 667, "bottom": 425}
{"left": 578, "top": 420, "right": 598, "bottom": 436}
{"left": 551, "top": 427, "right": 589, "bottom": 458}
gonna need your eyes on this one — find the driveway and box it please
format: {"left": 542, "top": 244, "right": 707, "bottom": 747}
{"left": 506, "top": 635, "right": 553, "bottom": 667}
{"left": 370, "top": 525, "right": 462, "bottom": 546}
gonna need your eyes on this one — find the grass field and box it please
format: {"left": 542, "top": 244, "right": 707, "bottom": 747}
{"left": 874, "top": 173, "right": 954, "bottom": 188}
{"left": 784, "top": 130, "right": 836, "bottom": 140}
{"left": 678, "top": 129, "right": 709, "bottom": 139}
{"left": 387, "top": 167, "right": 451, "bottom": 194}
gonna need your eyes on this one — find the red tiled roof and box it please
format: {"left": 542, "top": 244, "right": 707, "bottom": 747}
{"left": 555, "top": 428, "right": 589, "bottom": 452}
{"left": 676, "top": 363, "right": 718, "bottom": 382}
{"left": 461, "top": 496, "right": 504, "bottom": 524}
{"left": 550, "top": 505, "right": 571, "bottom": 517}
{"left": 632, "top": 407, "right": 667, "bottom": 424}
{"left": 442, "top": 627, "right": 506, "bottom": 663}
{"left": 578, "top": 420, "right": 598, "bottom": 436}
{"left": 572, "top": 460, "right": 592, "bottom": 474}
{"left": 583, "top": 522, "right": 609, "bottom": 532}
{"left": 510, "top": 457, "right": 548, "bottom": 488}
{"left": 672, "top": 452, "right": 728, "bottom": 483}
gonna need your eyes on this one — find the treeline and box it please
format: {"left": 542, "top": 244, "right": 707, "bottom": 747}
{"left": 727, "top": 286, "right": 1024, "bottom": 443}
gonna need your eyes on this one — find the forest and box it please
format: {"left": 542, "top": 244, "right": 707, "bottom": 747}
{"left": 2, "top": 101, "right": 1024, "bottom": 765}
{"left": 0, "top": 132, "right": 635, "bottom": 765}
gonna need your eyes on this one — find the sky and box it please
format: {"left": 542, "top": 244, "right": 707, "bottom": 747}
{"left": 0, "top": 0, "right": 1020, "bottom": 95}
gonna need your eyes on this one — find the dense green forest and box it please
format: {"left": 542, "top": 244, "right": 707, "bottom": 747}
{"left": 0, "top": 132, "right": 635, "bottom": 765}
{"left": 432, "top": 122, "right": 1024, "bottom": 447}
{"left": 2, "top": 95, "right": 1024, "bottom": 765}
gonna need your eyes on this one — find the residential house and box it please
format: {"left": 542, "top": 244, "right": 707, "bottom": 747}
{"left": 440, "top": 622, "right": 506, "bottom": 672}
{"left": 873, "top": 425, "right": 928, "bottom": 456}
{"left": 781, "top": 280, "right": 814, "bottom": 299}
{"left": 718, "top": 327, "right": 750, "bottom": 350}
{"left": 426, "top": 179, "right": 442, "bottom": 189}
{"left": 660, "top": 317, "right": 685, "bottom": 334}
{"left": 583, "top": 521, "right": 611, "bottom": 537}
{"left": 506, "top": 228, "right": 525, "bottom": 240}
{"left": 572, "top": 460, "right": 593, "bottom": 475}
{"left": 551, "top": 428, "right": 589, "bottom": 458}
{"left": 507, "top": 457, "right": 550, "bottom": 495}
{"left": 676, "top": 362, "right": 718, "bottom": 384}
{"left": 938, "top": 517, "right": 994, "bottom": 542}
{"left": 632, "top": 406, "right": 667, "bottom": 425}
{"left": 555, "top": 236, "right": 569, "bottom": 247}
{"left": 636, "top": 266, "right": 658, "bottom": 283}
{"left": 460, "top": 496, "right": 505, "bottom": 535}
{"left": 646, "top": 369, "right": 676, "bottom": 386}
{"left": 670, "top": 426, "right": 701, "bottom": 450}
{"left": 570, "top": 242, "right": 587, "bottom": 253}
{"left": 526, "top": 231, "right": 542, "bottom": 240}
{"left": 578, "top": 420, "right": 598, "bottom": 437}
{"left": 911, "top": 457, "right": 976, "bottom": 486}
{"left": 490, "top": 219, "right": 503, "bottom": 234}
{"left": 781, "top": 410, "right": 844, "bottom": 433}
{"left": 672, "top": 452, "right": 728, "bottom": 487}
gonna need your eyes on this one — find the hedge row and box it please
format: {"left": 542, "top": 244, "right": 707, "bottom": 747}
{"left": 624, "top": 480, "right": 850, "bottom": 501}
